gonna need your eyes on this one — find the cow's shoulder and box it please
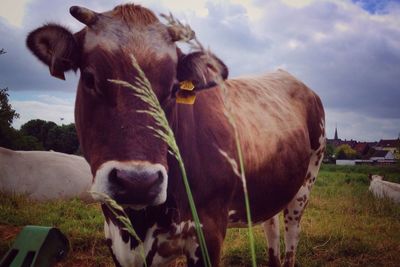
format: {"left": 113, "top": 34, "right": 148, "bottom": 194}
{"left": 182, "top": 69, "right": 323, "bottom": 175}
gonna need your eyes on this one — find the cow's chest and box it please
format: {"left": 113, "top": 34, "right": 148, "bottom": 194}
{"left": 105, "top": 219, "right": 199, "bottom": 266}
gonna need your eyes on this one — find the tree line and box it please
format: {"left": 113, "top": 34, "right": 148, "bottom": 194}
{"left": 325, "top": 143, "right": 358, "bottom": 160}
{"left": 324, "top": 143, "right": 378, "bottom": 163}
{"left": 0, "top": 88, "right": 80, "bottom": 154}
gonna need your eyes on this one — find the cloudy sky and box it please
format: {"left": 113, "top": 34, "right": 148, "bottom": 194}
{"left": 0, "top": 0, "right": 399, "bottom": 142}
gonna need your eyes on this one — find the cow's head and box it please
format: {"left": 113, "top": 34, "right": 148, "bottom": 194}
{"left": 27, "top": 4, "right": 228, "bottom": 209}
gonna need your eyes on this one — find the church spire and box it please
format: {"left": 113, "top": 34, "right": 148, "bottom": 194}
{"left": 334, "top": 124, "right": 338, "bottom": 140}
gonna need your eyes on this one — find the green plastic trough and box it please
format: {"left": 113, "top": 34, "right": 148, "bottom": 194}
{"left": 0, "top": 226, "right": 69, "bottom": 267}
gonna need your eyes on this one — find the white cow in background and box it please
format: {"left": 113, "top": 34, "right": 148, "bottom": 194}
{"left": 0, "top": 147, "right": 92, "bottom": 202}
{"left": 369, "top": 174, "right": 400, "bottom": 204}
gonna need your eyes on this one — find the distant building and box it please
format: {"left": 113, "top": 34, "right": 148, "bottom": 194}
{"left": 327, "top": 126, "right": 358, "bottom": 148}
{"left": 370, "top": 150, "right": 396, "bottom": 161}
{"left": 374, "top": 139, "right": 399, "bottom": 159}
{"left": 366, "top": 141, "right": 378, "bottom": 148}
{"left": 369, "top": 150, "right": 397, "bottom": 165}
{"left": 326, "top": 126, "right": 398, "bottom": 165}
{"left": 334, "top": 126, "right": 338, "bottom": 141}
{"left": 353, "top": 142, "right": 371, "bottom": 158}
{"left": 336, "top": 160, "right": 356, "bottom": 166}
{"left": 327, "top": 125, "right": 342, "bottom": 147}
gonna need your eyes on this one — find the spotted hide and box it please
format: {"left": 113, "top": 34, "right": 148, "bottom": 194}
{"left": 26, "top": 3, "right": 325, "bottom": 267}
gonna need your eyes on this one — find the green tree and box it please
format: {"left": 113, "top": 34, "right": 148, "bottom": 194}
{"left": 0, "top": 50, "right": 21, "bottom": 149}
{"left": 336, "top": 149, "right": 347, "bottom": 160}
{"left": 20, "top": 119, "right": 47, "bottom": 141}
{"left": 0, "top": 88, "right": 19, "bottom": 128}
{"left": 20, "top": 119, "right": 57, "bottom": 147}
{"left": 13, "top": 134, "right": 44, "bottom": 150}
{"left": 324, "top": 143, "right": 335, "bottom": 161}
{"left": 365, "top": 147, "right": 376, "bottom": 160}
{"left": 0, "top": 51, "right": 42, "bottom": 151}
{"left": 46, "top": 123, "right": 79, "bottom": 154}
{"left": 335, "top": 144, "right": 358, "bottom": 160}
{"left": 0, "top": 88, "right": 20, "bottom": 148}
{"left": 20, "top": 119, "right": 79, "bottom": 153}
{"left": 42, "top": 121, "right": 57, "bottom": 149}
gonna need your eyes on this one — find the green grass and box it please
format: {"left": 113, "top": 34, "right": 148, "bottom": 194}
{"left": 222, "top": 165, "right": 400, "bottom": 267}
{"left": 1, "top": 164, "right": 399, "bottom": 266}
{"left": 0, "top": 195, "right": 112, "bottom": 266}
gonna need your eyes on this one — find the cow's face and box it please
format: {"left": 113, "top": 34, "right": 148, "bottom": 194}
{"left": 27, "top": 4, "right": 227, "bottom": 209}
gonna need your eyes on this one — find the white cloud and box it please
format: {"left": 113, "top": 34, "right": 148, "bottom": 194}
{"left": 281, "top": 0, "right": 316, "bottom": 8}
{"left": 231, "top": 0, "right": 263, "bottom": 21}
{"left": 335, "top": 22, "right": 350, "bottom": 32}
{"left": 37, "top": 94, "right": 74, "bottom": 106}
{"left": 11, "top": 98, "right": 74, "bottom": 129}
{"left": 157, "top": 0, "right": 210, "bottom": 17}
{"left": 0, "top": 0, "right": 32, "bottom": 27}
{"left": 2, "top": 0, "right": 400, "bottom": 141}
{"left": 287, "top": 39, "right": 302, "bottom": 50}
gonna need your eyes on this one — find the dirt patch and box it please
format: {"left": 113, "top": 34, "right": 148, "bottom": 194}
{"left": 0, "top": 225, "right": 187, "bottom": 266}
{"left": 0, "top": 224, "right": 21, "bottom": 241}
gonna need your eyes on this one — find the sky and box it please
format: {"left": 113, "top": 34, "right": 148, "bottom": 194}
{"left": 0, "top": 0, "right": 399, "bottom": 142}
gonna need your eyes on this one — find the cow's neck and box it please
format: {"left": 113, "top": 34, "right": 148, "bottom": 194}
{"left": 164, "top": 90, "right": 238, "bottom": 214}
{"left": 163, "top": 99, "right": 204, "bottom": 215}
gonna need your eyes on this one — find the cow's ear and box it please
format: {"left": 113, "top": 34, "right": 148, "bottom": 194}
{"left": 177, "top": 51, "right": 228, "bottom": 91}
{"left": 27, "top": 24, "right": 79, "bottom": 80}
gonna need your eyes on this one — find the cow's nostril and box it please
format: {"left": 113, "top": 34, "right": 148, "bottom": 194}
{"left": 106, "top": 167, "right": 165, "bottom": 205}
{"left": 108, "top": 168, "right": 122, "bottom": 187}
{"left": 156, "top": 171, "right": 163, "bottom": 185}
{"left": 108, "top": 169, "right": 163, "bottom": 190}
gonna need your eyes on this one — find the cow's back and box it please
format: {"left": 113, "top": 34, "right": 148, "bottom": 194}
{"left": 223, "top": 70, "right": 325, "bottom": 222}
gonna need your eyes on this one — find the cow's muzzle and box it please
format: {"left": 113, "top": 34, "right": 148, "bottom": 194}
{"left": 109, "top": 168, "right": 163, "bottom": 204}
{"left": 91, "top": 161, "right": 168, "bottom": 209}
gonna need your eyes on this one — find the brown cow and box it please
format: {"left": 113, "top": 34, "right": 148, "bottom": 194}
{"left": 26, "top": 4, "right": 325, "bottom": 267}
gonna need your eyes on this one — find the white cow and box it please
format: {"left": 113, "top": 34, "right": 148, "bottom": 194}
{"left": 0, "top": 147, "right": 93, "bottom": 202}
{"left": 369, "top": 174, "right": 400, "bottom": 204}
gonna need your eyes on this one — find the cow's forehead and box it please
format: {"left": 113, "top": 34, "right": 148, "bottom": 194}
{"left": 79, "top": 4, "right": 174, "bottom": 57}
{"left": 81, "top": 24, "right": 177, "bottom": 72}
{"left": 83, "top": 21, "right": 123, "bottom": 52}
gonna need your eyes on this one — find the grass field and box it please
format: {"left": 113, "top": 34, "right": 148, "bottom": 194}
{"left": 1, "top": 164, "right": 399, "bottom": 266}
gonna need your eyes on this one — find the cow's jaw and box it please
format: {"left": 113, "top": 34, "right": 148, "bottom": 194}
{"left": 91, "top": 160, "right": 168, "bottom": 209}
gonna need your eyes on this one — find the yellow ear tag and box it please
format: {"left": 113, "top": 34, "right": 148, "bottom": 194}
{"left": 176, "top": 90, "right": 196, "bottom": 105}
{"left": 179, "top": 80, "right": 195, "bottom": 91}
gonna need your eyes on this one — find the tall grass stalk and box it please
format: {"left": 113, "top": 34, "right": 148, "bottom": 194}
{"left": 218, "top": 79, "right": 257, "bottom": 267}
{"left": 162, "top": 13, "right": 257, "bottom": 266}
{"left": 91, "top": 191, "right": 147, "bottom": 267}
{"left": 109, "top": 55, "right": 212, "bottom": 267}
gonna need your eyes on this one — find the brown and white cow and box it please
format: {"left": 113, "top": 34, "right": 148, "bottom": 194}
{"left": 26, "top": 4, "right": 325, "bottom": 267}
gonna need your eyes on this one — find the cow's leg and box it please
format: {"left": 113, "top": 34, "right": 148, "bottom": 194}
{"left": 282, "top": 187, "right": 307, "bottom": 267}
{"left": 186, "top": 216, "right": 226, "bottom": 267}
{"left": 282, "top": 143, "right": 324, "bottom": 267}
{"left": 186, "top": 230, "right": 224, "bottom": 267}
{"left": 263, "top": 214, "right": 281, "bottom": 267}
